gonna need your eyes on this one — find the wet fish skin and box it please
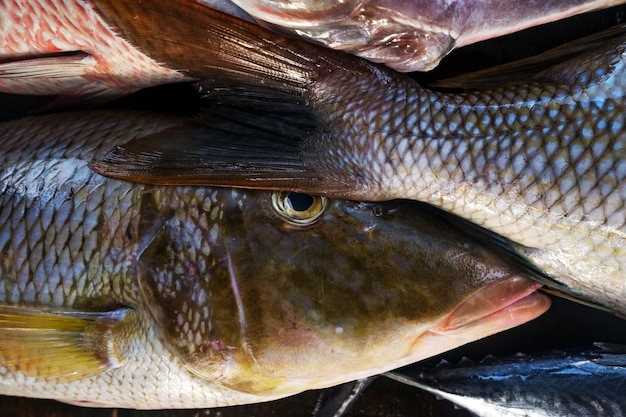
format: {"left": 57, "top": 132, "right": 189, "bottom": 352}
{"left": 3, "top": 0, "right": 623, "bottom": 108}
{"left": 93, "top": 13, "right": 626, "bottom": 315}
{"left": 0, "top": 0, "right": 190, "bottom": 104}
{"left": 0, "top": 0, "right": 251, "bottom": 106}
{"left": 0, "top": 110, "right": 548, "bottom": 408}
{"left": 387, "top": 344, "right": 626, "bottom": 417}
{"left": 306, "top": 27, "right": 626, "bottom": 315}
{"left": 232, "top": 0, "right": 626, "bottom": 71}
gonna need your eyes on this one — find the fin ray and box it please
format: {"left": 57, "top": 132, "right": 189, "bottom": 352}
{"left": 89, "top": 96, "right": 354, "bottom": 192}
{"left": 0, "top": 305, "right": 129, "bottom": 382}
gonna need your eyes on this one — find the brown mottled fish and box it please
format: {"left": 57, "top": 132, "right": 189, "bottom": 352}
{"left": 0, "top": 109, "right": 548, "bottom": 408}
{"left": 91, "top": 11, "right": 626, "bottom": 316}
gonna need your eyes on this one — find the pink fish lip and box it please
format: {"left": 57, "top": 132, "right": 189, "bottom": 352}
{"left": 430, "top": 275, "right": 548, "bottom": 335}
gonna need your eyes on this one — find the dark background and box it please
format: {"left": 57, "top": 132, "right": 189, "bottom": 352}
{"left": 2, "top": 3, "right": 626, "bottom": 416}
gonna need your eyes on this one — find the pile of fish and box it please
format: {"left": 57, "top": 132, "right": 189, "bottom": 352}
{"left": 0, "top": 0, "right": 625, "bottom": 415}
{"left": 88, "top": 0, "right": 626, "bottom": 316}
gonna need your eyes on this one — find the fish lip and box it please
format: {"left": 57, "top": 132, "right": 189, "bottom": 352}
{"left": 431, "top": 275, "right": 545, "bottom": 334}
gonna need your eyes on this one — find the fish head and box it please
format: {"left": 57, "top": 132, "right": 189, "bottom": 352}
{"left": 228, "top": 0, "right": 624, "bottom": 71}
{"left": 230, "top": 0, "right": 458, "bottom": 71}
{"left": 137, "top": 189, "right": 549, "bottom": 397}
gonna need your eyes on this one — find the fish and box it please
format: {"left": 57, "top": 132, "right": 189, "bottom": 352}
{"left": 0, "top": 0, "right": 254, "bottom": 107}
{"left": 0, "top": 109, "right": 549, "bottom": 408}
{"left": 0, "top": 0, "right": 182, "bottom": 106}
{"left": 230, "top": 0, "right": 626, "bottom": 71}
{"left": 2, "top": 0, "right": 623, "bottom": 109}
{"left": 91, "top": 9, "right": 626, "bottom": 315}
{"left": 386, "top": 343, "right": 626, "bottom": 417}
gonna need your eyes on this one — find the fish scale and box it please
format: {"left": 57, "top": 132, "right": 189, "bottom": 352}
{"left": 93, "top": 9, "right": 626, "bottom": 313}
{"left": 387, "top": 345, "right": 626, "bottom": 416}
{"left": 0, "top": 110, "right": 549, "bottom": 408}
{"left": 97, "top": 19, "right": 625, "bottom": 314}
{"left": 0, "top": 0, "right": 186, "bottom": 100}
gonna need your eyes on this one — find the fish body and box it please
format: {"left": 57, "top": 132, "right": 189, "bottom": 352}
{"left": 93, "top": 9, "right": 626, "bottom": 315}
{"left": 388, "top": 344, "right": 626, "bottom": 417}
{"left": 0, "top": 110, "right": 548, "bottom": 408}
{"left": 0, "top": 0, "right": 247, "bottom": 105}
{"left": 232, "top": 0, "right": 626, "bottom": 71}
{"left": 1, "top": 0, "right": 624, "bottom": 108}
{"left": 0, "top": 0, "right": 190, "bottom": 104}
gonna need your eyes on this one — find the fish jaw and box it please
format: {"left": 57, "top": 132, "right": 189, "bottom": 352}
{"left": 0, "top": 0, "right": 186, "bottom": 101}
{"left": 411, "top": 278, "right": 550, "bottom": 359}
{"left": 231, "top": 0, "right": 625, "bottom": 71}
{"left": 190, "top": 276, "right": 549, "bottom": 397}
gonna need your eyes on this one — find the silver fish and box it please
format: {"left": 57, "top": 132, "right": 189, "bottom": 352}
{"left": 387, "top": 344, "right": 626, "bottom": 417}
{"left": 92, "top": 13, "right": 626, "bottom": 315}
{"left": 0, "top": 110, "right": 549, "bottom": 408}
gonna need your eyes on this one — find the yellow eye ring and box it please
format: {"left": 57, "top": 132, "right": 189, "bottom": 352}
{"left": 271, "top": 191, "right": 328, "bottom": 226}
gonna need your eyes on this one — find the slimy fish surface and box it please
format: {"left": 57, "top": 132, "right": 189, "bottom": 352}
{"left": 0, "top": 110, "right": 548, "bottom": 408}
{"left": 92, "top": 8, "right": 626, "bottom": 316}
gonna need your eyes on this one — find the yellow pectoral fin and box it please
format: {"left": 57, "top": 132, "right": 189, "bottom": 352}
{"left": 0, "top": 305, "right": 130, "bottom": 382}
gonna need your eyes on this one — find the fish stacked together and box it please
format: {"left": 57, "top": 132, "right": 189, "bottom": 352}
{"left": 0, "top": 0, "right": 624, "bottom": 414}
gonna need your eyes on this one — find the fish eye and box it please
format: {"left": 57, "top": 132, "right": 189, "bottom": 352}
{"left": 271, "top": 191, "right": 328, "bottom": 226}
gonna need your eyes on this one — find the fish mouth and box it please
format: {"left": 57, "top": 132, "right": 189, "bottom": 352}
{"left": 412, "top": 275, "right": 550, "bottom": 354}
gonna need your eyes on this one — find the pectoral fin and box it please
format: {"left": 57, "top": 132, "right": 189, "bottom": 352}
{"left": 0, "top": 305, "right": 130, "bottom": 382}
{"left": 0, "top": 51, "right": 127, "bottom": 109}
{"left": 0, "top": 51, "right": 90, "bottom": 83}
{"left": 89, "top": 95, "right": 341, "bottom": 192}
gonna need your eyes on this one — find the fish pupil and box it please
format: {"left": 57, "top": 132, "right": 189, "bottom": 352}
{"left": 286, "top": 192, "right": 314, "bottom": 212}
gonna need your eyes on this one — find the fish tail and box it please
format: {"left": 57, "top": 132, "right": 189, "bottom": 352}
{"left": 91, "top": 0, "right": 382, "bottom": 194}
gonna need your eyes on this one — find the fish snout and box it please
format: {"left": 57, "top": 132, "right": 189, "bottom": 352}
{"left": 411, "top": 275, "right": 551, "bottom": 358}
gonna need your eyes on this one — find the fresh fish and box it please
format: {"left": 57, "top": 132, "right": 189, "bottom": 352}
{"left": 0, "top": 0, "right": 254, "bottom": 107}
{"left": 3, "top": 0, "right": 623, "bottom": 108}
{"left": 92, "top": 10, "right": 626, "bottom": 315}
{"left": 387, "top": 344, "right": 626, "bottom": 417}
{"left": 0, "top": 0, "right": 184, "bottom": 105}
{"left": 231, "top": 0, "right": 625, "bottom": 71}
{"left": 0, "top": 110, "right": 549, "bottom": 408}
